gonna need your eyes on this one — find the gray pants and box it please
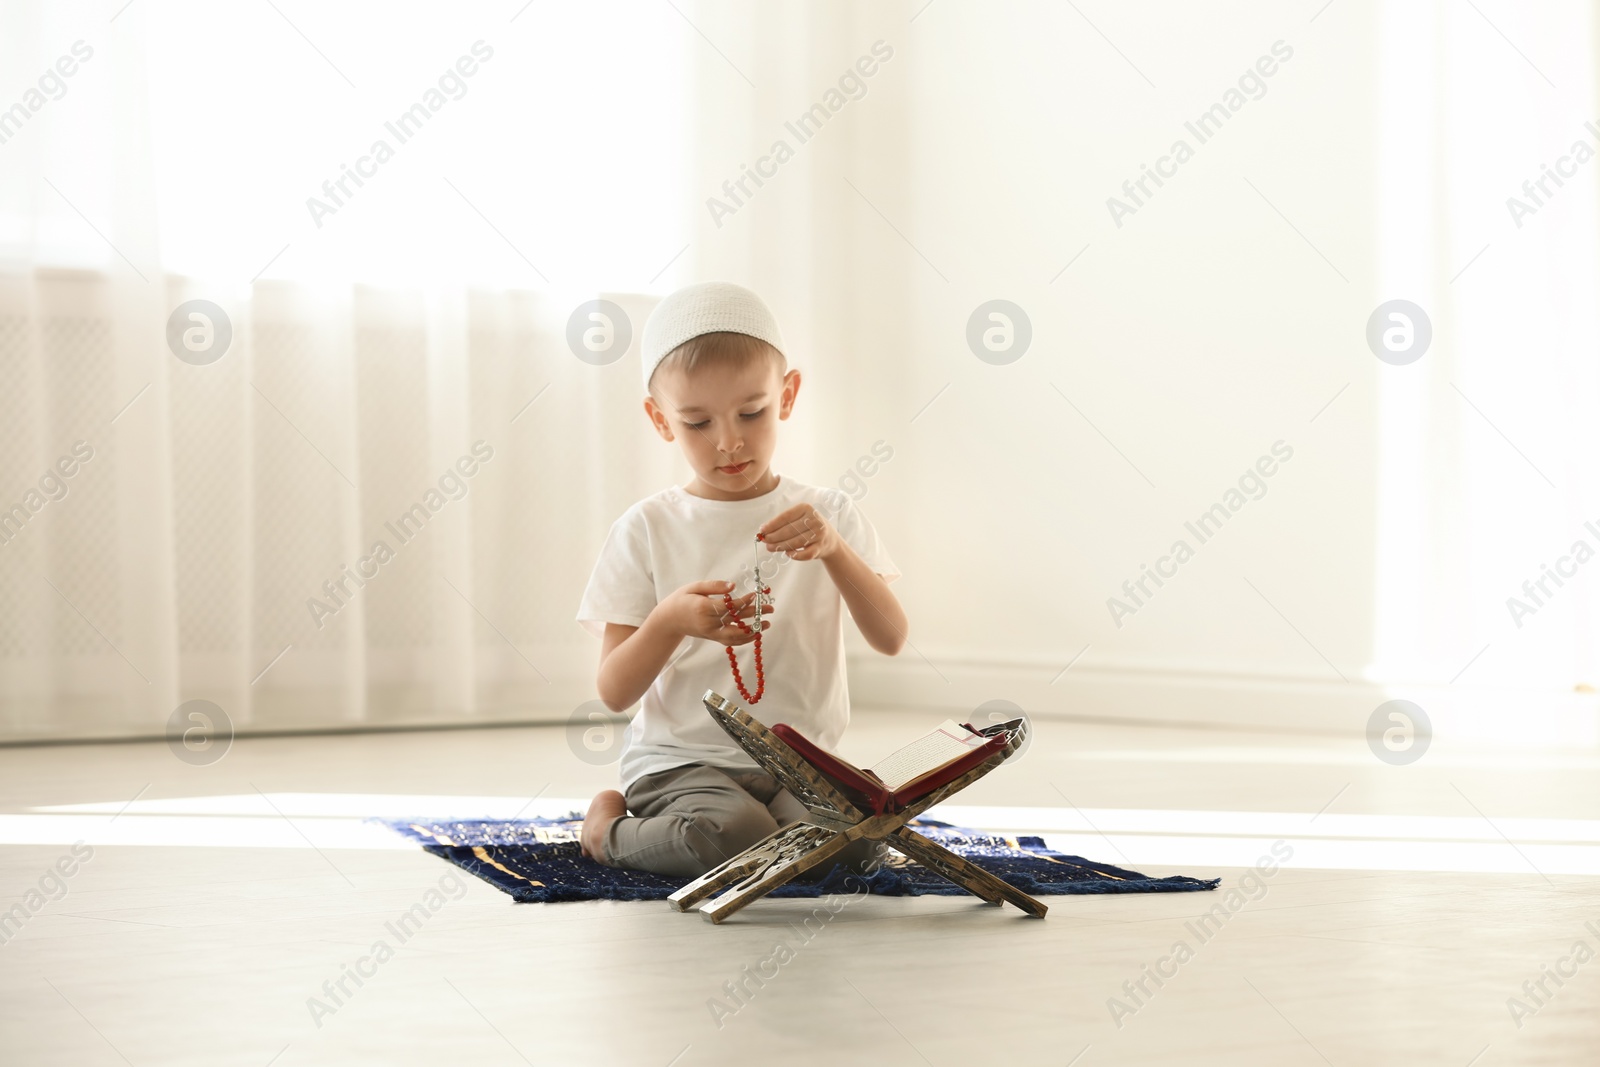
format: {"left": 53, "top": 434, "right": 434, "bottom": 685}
{"left": 602, "top": 763, "right": 885, "bottom": 880}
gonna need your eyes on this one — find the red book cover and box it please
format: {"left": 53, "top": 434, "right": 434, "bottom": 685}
{"left": 770, "top": 721, "right": 1008, "bottom": 814}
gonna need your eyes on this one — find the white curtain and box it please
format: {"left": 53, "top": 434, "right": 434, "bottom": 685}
{"left": 0, "top": 0, "right": 892, "bottom": 740}
{"left": 1371, "top": 0, "right": 1600, "bottom": 709}
{"left": 0, "top": 2, "right": 690, "bottom": 739}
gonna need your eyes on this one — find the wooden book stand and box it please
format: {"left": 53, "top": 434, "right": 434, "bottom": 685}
{"left": 667, "top": 689, "right": 1048, "bottom": 923}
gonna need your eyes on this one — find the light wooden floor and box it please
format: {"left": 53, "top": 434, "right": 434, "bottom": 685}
{"left": 2, "top": 710, "right": 1598, "bottom": 1066}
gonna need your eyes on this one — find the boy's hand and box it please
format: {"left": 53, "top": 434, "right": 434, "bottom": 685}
{"left": 759, "top": 504, "right": 840, "bottom": 562}
{"left": 664, "top": 580, "right": 774, "bottom": 646}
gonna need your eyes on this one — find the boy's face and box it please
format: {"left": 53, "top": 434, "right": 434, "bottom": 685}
{"left": 643, "top": 352, "right": 800, "bottom": 501}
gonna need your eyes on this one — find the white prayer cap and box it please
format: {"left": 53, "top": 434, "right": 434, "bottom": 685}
{"left": 640, "top": 282, "right": 786, "bottom": 392}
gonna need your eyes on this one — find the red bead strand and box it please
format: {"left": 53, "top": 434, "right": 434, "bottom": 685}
{"left": 722, "top": 583, "right": 771, "bottom": 703}
{"left": 725, "top": 532, "right": 771, "bottom": 703}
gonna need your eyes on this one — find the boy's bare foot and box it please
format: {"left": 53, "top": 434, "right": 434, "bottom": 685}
{"left": 580, "top": 790, "right": 627, "bottom": 864}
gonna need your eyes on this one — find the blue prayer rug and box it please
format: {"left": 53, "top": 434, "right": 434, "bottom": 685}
{"left": 374, "top": 815, "right": 1221, "bottom": 903}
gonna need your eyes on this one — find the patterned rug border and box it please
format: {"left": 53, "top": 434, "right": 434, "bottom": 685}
{"left": 374, "top": 814, "right": 1221, "bottom": 904}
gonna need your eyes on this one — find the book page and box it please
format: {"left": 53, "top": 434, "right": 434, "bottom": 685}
{"left": 869, "top": 719, "right": 987, "bottom": 792}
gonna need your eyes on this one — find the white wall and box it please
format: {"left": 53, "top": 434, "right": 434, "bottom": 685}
{"left": 671, "top": 0, "right": 1600, "bottom": 742}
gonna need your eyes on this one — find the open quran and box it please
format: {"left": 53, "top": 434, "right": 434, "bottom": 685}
{"left": 670, "top": 691, "right": 1045, "bottom": 921}
{"left": 770, "top": 717, "right": 1008, "bottom": 815}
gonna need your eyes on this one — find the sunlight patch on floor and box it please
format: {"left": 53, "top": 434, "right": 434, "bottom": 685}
{"left": 5, "top": 793, "right": 1595, "bottom": 876}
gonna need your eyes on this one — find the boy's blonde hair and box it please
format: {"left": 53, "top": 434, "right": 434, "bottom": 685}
{"left": 648, "top": 331, "right": 786, "bottom": 399}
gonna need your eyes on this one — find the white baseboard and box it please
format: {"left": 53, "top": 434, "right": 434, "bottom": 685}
{"left": 846, "top": 654, "right": 1600, "bottom": 747}
{"left": 6, "top": 656, "right": 1595, "bottom": 748}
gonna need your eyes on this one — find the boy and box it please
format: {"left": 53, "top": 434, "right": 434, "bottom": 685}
{"left": 574, "top": 281, "right": 907, "bottom": 879}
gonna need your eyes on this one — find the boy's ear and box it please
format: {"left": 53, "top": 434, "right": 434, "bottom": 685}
{"left": 642, "top": 395, "right": 675, "bottom": 441}
{"left": 778, "top": 369, "right": 802, "bottom": 419}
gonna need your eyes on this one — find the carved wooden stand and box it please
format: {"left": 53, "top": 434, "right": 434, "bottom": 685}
{"left": 667, "top": 689, "right": 1048, "bottom": 924}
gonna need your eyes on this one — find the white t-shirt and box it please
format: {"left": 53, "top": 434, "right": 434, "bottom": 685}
{"left": 576, "top": 473, "right": 901, "bottom": 790}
